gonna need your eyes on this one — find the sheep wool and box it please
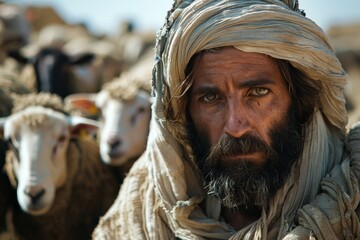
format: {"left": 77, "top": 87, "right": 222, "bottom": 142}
{"left": 11, "top": 92, "right": 65, "bottom": 114}
{"left": 0, "top": 68, "right": 32, "bottom": 94}
{"left": 6, "top": 138, "right": 119, "bottom": 240}
{"left": 101, "top": 77, "right": 140, "bottom": 102}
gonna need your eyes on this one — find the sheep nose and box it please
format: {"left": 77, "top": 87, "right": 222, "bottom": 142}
{"left": 107, "top": 138, "right": 122, "bottom": 151}
{"left": 24, "top": 185, "right": 45, "bottom": 204}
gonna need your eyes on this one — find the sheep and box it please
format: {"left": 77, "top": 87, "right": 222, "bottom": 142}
{"left": 0, "top": 93, "right": 120, "bottom": 240}
{"left": 65, "top": 49, "right": 154, "bottom": 169}
{"left": 35, "top": 23, "right": 91, "bottom": 50}
{"left": 64, "top": 75, "right": 152, "bottom": 177}
{"left": 63, "top": 37, "right": 124, "bottom": 88}
{"left": 7, "top": 46, "right": 96, "bottom": 99}
{"left": 116, "top": 20, "right": 156, "bottom": 70}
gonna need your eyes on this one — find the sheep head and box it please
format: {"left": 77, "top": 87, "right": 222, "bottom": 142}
{"left": 8, "top": 47, "right": 95, "bottom": 99}
{"left": 0, "top": 106, "right": 99, "bottom": 215}
{"left": 96, "top": 89, "right": 152, "bottom": 166}
{"left": 64, "top": 87, "right": 152, "bottom": 166}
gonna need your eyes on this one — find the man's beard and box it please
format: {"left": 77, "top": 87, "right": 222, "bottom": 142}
{"left": 187, "top": 106, "right": 304, "bottom": 209}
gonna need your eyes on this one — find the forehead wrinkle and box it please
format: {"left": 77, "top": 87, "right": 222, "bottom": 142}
{"left": 193, "top": 65, "right": 277, "bottom": 93}
{"left": 195, "top": 50, "right": 279, "bottom": 77}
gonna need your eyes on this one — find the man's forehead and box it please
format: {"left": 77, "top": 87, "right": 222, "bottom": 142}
{"left": 191, "top": 48, "right": 280, "bottom": 75}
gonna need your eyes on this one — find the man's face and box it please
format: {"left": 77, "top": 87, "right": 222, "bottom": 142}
{"left": 187, "top": 47, "right": 303, "bottom": 208}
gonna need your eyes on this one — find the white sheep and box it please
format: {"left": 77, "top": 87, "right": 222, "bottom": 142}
{"left": 0, "top": 93, "right": 120, "bottom": 239}
{"left": 64, "top": 76, "right": 152, "bottom": 171}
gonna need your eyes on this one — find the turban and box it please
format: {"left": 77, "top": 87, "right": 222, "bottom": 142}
{"left": 93, "top": 1, "right": 360, "bottom": 239}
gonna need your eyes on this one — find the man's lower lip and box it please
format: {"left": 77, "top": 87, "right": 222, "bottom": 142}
{"left": 223, "top": 153, "right": 267, "bottom": 166}
{"left": 226, "top": 153, "right": 257, "bottom": 158}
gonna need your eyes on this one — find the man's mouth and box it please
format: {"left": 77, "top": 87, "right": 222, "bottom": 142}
{"left": 221, "top": 153, "right": 265, "bottom": 166}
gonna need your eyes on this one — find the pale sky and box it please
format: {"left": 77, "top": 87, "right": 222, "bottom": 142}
{"left": 10, "top": 0, "right": 360, "bottom": 36}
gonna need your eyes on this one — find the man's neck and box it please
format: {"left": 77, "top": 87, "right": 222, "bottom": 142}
{"left": 222, "top": 205, "right": 261, "bottom": 230}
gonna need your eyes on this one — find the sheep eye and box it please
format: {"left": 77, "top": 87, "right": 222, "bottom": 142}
{"left": 52, "top": 136, "right": 65, "bottom": 156}
{"left": 130, "top": 106, "right": 148, "bottom": 126}
{"left": 138, "top": 107, "right": 145, "bottom": 113}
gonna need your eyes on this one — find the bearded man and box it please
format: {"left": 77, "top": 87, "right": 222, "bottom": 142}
{"left": 93, "top": 0, "right": 360, "bottom": 239}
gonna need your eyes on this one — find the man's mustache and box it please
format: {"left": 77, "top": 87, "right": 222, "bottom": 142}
{"left": 207, "top": 133, "right": 278, "bottom": 165}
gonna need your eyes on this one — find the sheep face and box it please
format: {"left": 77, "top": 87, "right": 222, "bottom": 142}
{"left": 3, "top": 106, "right": 70, "bottom": 215}
{"left": 96, "top": 90, "right": 151, "bottom": 166}
{"left": 8, "top": 47, "right": 95, "bottom": 99}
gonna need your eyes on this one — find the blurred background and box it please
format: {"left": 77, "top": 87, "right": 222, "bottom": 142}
{"left": 4, "top": 0, "right": 360, "bottom": 36}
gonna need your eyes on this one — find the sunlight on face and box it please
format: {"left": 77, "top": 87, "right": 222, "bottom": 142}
{"left": 189, "top": 47, "right": 291, "bottom": 166}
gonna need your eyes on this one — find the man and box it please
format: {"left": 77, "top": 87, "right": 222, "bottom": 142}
{"left": 93, "top": 0, "right": 360, "bottom": 239}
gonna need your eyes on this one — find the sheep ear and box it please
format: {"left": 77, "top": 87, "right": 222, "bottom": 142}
{"left": 64, "top": 93, "right": 99, "bottom": 118}
{"left": 67, "top": 116, "right": 100, "bottom": 140}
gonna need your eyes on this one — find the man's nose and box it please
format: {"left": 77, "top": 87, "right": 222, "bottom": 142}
{"left": 224, "top": 103, "right": 251, "bottom": 138}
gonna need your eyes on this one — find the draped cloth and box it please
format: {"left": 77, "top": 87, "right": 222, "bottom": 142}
{"left": 93, "top": 0, "right": 360, "bottom": 239}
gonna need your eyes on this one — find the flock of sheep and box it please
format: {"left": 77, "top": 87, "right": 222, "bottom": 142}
{"left": 0, "top": 3, "right": 154, "bottom": 239}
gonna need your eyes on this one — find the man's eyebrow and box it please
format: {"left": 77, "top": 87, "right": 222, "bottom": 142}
{"left": 191, "top": 85, "right": 219, "bottom": 95}
{"left": 237, "top": 78, "right": 275, "bottom": 88}
{"left": 190, "top": 78, "right": 276, "bottom": 95}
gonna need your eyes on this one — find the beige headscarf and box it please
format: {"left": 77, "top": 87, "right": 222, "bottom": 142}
{"left": 93, "top": 0, "right": 360, "bottom": 239}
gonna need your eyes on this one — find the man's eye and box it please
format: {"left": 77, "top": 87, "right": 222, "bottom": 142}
{"left": 250, "top": 87, "right": 269, "bottom": 96}
{"left": 201, "top": 93, "right": 220, "bottom": 103}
